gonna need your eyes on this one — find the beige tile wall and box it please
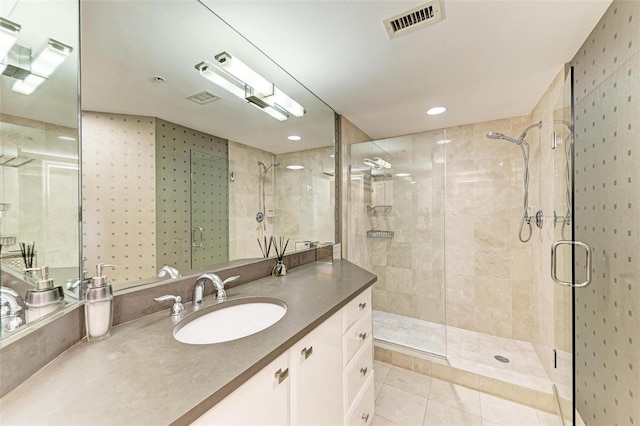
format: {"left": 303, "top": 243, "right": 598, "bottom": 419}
{"left": 228, "top": 141, "right": 274, "bottom": 260}
{"left": 0, "top": 114, "right": 79, "bottom": 271}
{"left": 81, "top": 112, "right": 156, "bottom": 286}
{"left": 275, "top": 146, "right": 335, "bottom": 246}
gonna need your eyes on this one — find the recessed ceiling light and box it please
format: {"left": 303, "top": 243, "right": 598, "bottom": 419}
{"left": 330, "top": 154, "right": 335, "bottom": 158}
{"left": 150, "top": 75, "right": 166, "bottom": 83}
{"left": 287, "top": 165, "right": 304, "bottom": 170}
{"left": 426, "top": 106, "right": 446, "bottom": 115}
{"left": 395, "top": 173, "right": 411, "bottom": 177}
{"left": 287, "top": 135, "right": 301, "bottom": 141}
{"left": 58, "top": 136, "right": 76, "bottom": 141}
{"left": 436, "top": 139, "right": 451, "bottom": 145}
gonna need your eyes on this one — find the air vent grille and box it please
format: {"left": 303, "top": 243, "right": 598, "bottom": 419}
{"left": 383, "top": 0, "right": 444, "bottom": 39}
{"left": 186, "top": 90, "right": 221, "bottom": 105}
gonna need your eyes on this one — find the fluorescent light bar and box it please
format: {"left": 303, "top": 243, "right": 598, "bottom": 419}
{"left": 247, "top": 101, "right": 288, "bottom": 121}
{"left": 0, "top": 18, "right": 20, "bottom": 61}
{"left": 215, "top": 51, "right": 274, "bottom": 96}
{"left": 196, "top": 60, "right": 246, "bottom": 99}
{"left": 12, "top": 73, "right": 46, "bottom": 95}
{"left": 263, "top": 87, "right": 305, "bottom": 117}
{"left": 30, "top": 38, "right": 72, "bottom": 78}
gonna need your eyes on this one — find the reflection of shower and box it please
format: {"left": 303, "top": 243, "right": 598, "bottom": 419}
{"left": 486, "top": 121, "right": 542, "bottom": 243}
{"left": 257, "top": 161, "right": 280, "bottom": 230}
{"left": 554, "top": 120, "right": 573, "bottom": 239}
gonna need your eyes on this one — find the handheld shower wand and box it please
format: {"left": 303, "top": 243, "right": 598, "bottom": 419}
{"left": 486, "top": 122, "right": 542, "bottom": 243}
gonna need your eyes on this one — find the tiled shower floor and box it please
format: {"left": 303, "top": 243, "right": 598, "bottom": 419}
{"left": 373, "top": 310, "right": 558, "bottom": 395}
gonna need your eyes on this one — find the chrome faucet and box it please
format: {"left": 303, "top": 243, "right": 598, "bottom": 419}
{"left": 157, "top": 265, "right": 181, "bottom": 279}
{"left": 0, "top": 287, "right": 25, "bottom": 332}
{"left": 192, "top": 273, "right": 240, "bottom": 305}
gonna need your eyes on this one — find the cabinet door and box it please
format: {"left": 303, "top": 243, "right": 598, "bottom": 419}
{"left": 193, "top": 351, "right": 290, "bottom": 425}
{"left": 290, "top": 311, "right": 343, "bottom": 426}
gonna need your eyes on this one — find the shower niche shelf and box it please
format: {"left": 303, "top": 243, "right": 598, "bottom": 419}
{"left": 367, "top": 230, "right": 394, "bottom": 239}
{"left": 367, "top": 205, "right": 392, "bottom": 215}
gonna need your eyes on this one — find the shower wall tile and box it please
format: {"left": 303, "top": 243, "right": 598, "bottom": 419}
{"left": 275, "top": 146, "right": 335, "bottom": 245}
{"left": 228, "top": 141, "right": 273, "bottom": 260}
{"left": 571, "top": 1, "right": 640, "bottom": 422}
{"left": 81, "top": 112, "right": 156, "bottom": 286}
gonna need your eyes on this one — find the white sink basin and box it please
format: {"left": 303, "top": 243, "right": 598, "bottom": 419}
{"left": 173, "top": 298, "right": 287, "bottom": 345}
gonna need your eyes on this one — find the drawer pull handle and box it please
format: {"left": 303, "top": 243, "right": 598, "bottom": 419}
{"left": 358, "top": 302, "right": 367, "bottom": 310}
{"left": 275, "top": 368, "right": 289, "bottom": 384}
{"left": 301, "top": 346, "right": 313, "bottom": 359}
{"left": 360, "top": 366, "right": 368, "bottom": 376}
{"left": 359, "top": 332, "right": 367, "bottom": 340}
{"left": 361, "top": 413, "right": 370, "bottom": 423}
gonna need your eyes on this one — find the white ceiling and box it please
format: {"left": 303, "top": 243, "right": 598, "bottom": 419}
{"left": 204, "top": 0, "right": 612, "bottom": 140}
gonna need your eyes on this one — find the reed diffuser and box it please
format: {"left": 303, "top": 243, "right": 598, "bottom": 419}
{"left": 20, "top": 241, "right": 36, "bottom": 269}
{"left": 271, "top": 236, "right": 289, "bottom": 276}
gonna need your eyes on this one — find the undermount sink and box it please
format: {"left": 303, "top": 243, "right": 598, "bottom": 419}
{"left": 173, "top": 297, "right": 287, "bottom": 345}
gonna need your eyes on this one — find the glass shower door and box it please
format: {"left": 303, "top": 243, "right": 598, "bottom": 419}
{"left": 549, "top": 67, "right": 575, "bottom": 424}
{"left": 190, "top": 150, "right": 229, "bottom": 269}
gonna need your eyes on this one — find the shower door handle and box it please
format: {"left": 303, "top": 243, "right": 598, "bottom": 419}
{"left": 192, "top": 226, "right": 204, "bottom": 248}
{"left": 551, "top": 240, "right": 592, "bottom": 288}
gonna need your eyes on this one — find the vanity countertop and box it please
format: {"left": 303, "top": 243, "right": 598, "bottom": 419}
{"left": 0, "top": 261, "right": 376, "bottom": 425}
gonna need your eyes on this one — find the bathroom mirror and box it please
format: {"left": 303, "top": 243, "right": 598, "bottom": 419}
{"left": 0, "top": 0, "right": 80, "bottom": 338}
{"left": 81, "top": 0, "right": 336, "bottom": 289}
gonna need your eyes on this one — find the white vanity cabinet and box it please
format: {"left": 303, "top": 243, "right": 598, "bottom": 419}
{"left": 193, "top": 351, "right": 291, "bottom": 426}
{"left": 342, "top": 287, "right": 374, "bottom": 426}
{"left": 290, "top": 311, "right": 343, "bottom": 425}
{"left": 193, "top": 287, "right": 373, "bottom": 426}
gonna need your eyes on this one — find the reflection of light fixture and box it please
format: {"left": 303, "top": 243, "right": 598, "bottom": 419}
{"left": 395, "top": 172, "right": 411, "bottom": 177}
{"left": 436, "top": 139, "right": 451, "bottom": 145}
{"left": 58, "top": 136, "right": 76, "bottom": 141}
{"left": 196, "top": 51, "right": 305, "bottom": 121}
{"left": 0, "top": 18, "right": 21, "bottom": 74}
{"left": 427, "top": 106, "right": 446, "bottom": 115}
{"left": 364, "top": 157, "right": 391, "bottom": 169}
{"left": 1, "top": 32, "right": 73, "bottom": 95}
{"left": 287, "top": 165, "right": 304, "bottom": 170}
{"left": 288, "top": 135, "right": 301, "bottom": 141}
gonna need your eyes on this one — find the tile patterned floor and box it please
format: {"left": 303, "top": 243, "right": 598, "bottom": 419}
{"left": 372, "top": 360, "right": 560, "bottom": 426}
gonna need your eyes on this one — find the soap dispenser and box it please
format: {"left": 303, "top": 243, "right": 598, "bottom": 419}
{"left": 85, "top": 263, "right": 116, "bottom": 342}
{"left": 24, "top": 266, "right": 65, "bottom": 323}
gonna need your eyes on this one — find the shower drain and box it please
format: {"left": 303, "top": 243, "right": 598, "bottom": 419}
{"left": 494, "top": 355, "right": 510, "bottom": 363}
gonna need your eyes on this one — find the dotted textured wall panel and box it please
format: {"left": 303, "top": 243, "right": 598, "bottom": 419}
{"left": 81, "top": 112, "right": 156, "bottom": 284}
{"left": 155, "top": 119, "right": 228, "bottom": 272}
{"left": 571, "top": 1, "right": 639, "bottom": 424}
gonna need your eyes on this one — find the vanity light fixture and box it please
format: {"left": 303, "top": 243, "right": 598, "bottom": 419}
{"left": 0, "top": 18, "right": 21, "bottom": 73}
{"left": 2, "top": 33, "right": 73, "bottom": 95}
{"left": 288, "top": 135, "right": 301, "bottom": 141}
{"left": 195, "top": 51, "right": 305, "bottom": 121}
{"left": 364, "top": 157, "right": 392, "bottom": 169}
{"left": 286, "top": 165, "right": 304, "bottom": 170}
{"left": 426, "top": 106, "right": 447, "bottom": 115}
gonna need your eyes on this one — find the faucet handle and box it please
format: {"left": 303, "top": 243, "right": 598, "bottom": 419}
{"left": 154, "top": 295, "right": 185, "bottom": 316}
{"left": 222, "top": 275, "right": 240, "bottom": 285}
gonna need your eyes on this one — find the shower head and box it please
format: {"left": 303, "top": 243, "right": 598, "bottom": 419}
{"left": 486, "top": 132, "right": 523, "bottom": 145}
{"left": 259, "top": 161, "right": 281, "bottom": 175}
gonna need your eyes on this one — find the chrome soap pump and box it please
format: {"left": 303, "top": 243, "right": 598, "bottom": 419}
{"left": 85, "top": 263, "right": 116, "bottom": 342}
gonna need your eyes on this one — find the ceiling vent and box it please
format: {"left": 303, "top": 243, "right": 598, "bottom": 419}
{"left": 383, "top": 0, "right": 444, "bottom": 39}
{"left": 186, "top": 90, "right": 221, "bottom": 105}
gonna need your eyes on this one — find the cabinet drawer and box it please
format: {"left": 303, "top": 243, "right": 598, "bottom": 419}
{"left": 343, "top": 311, "right": 372, "bottom": 367}
{"left": 344, "top": 337, "right": 373, "bottom": 410}
{"left": 344, "top": 373, "right": 375, "bottom": 426}
{"left": 343, "top": 287, "right": 372, "bottom": 333}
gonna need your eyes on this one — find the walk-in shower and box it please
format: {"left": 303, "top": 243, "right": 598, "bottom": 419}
{"left": 256, "top": 161, "right": 279, "bottom": 230}
{"left": 486, "top": 121, "right": 541, "bottom": 243}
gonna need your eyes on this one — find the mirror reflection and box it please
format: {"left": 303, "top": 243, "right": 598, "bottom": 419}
{"left": 81, "top": 0, "right": 336, "bottom": 289}
{"left": 0, "top": 0, "right": 80, "bottom": 337}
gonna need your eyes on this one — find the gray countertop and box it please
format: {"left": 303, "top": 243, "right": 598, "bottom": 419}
{"left": 0, "top": 261, "right": 376, "bottom": 425}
